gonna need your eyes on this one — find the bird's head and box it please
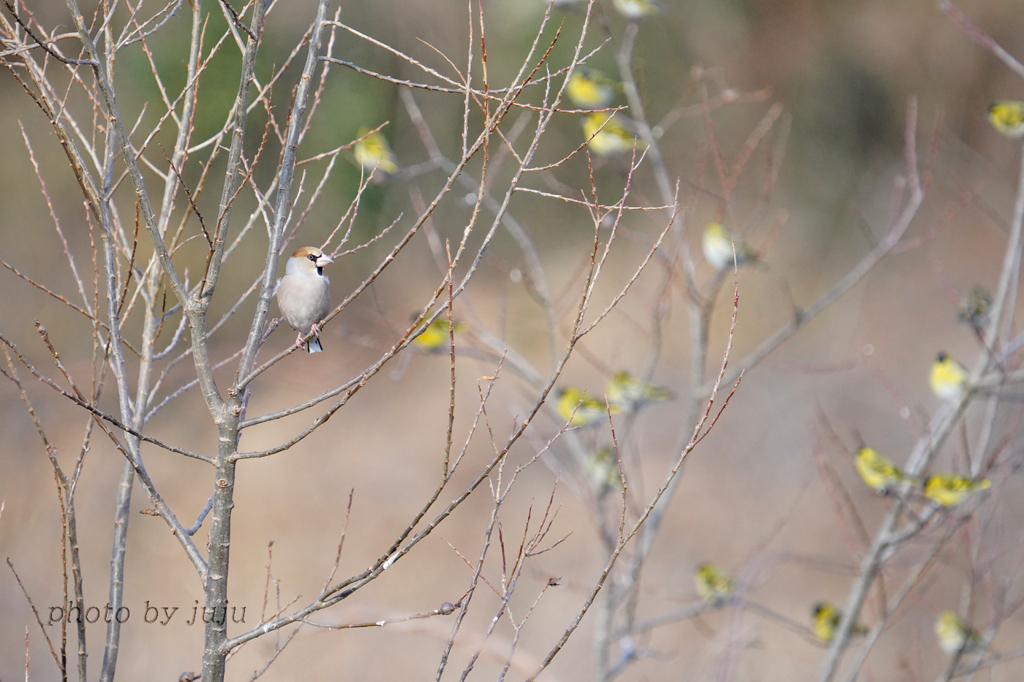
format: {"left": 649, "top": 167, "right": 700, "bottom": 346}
{"left": 705, "top": 222, "right": 728, "bottom": 239}
{"left": 288, "top": 246, "right": 333, "bottom": 276}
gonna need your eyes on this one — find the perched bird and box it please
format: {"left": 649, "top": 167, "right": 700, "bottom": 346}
{"left": 811, "top": 602, "right": 868, "bottom": 644}
{"left": 929, "top": 352, "right": 969, "bottom": 402}
{"left": 957, "top": 286, "right": 992, "bottom": 331}
{"left": 935, "top": 610, "right": 985, "bottom": 654}
{"left": 556, "top": 387, "right": 618, "bottom": 426}
{"left": 567, "top": 67, "right": 617, "bottom": 110}
{"left": 923, "top": 474, "right": 991, "bottom": 507}
{"left": 694, "top": 563, "right": 734, "bottom": 605}
{"left": 582, "top": 112, "right": 640, "bottom": 156}
{"left": 855, "top": 447, "right": 914, "bottom": 493}
{"left": 605, "top": 370, "right": 671, "bottom": 412}
{"left": 584, "top": 446, "right": 623, "bottom": 490}
{"left": 354, "top": 126, "right": 399, "bottom": 178}
{"left": 612, "top": 0, "right": 664, "bottom": 19}
{"left": 988, "top": 101, "right": 1024, "bottom": 138}
{"left": 702, "top": 222, "right": 762, "bottom": 271}
{"left": 277, "top": 246, "right": 333, "bottom": 353}
{"left": 411, "top": 315, "right": 468, "bottom": 351}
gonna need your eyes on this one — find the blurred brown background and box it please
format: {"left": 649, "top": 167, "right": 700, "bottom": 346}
{"left": 2, "top": 0, "right": 1024, "bottom": 679}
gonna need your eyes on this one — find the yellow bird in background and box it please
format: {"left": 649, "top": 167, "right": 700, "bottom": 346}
{"left": 702, "top": 222, "right": 762, "bottom": 271}
{"left": 929, "top": 352, "right": 969, "bottom": 402}
{"left": 935, "top": 610, "right": 986, "bottom": 654}
{"left": 566, "top": 67, "right": 617, "bottom": 110}
{"left": 957, "top": 285, "right": 992, "bottom": 331}
{"left": 582, "top": 113, "right": 641, "bottom": 156}
{"left": 354, "top": 126, "right": 399, "bottom": 178}
{"left": 605, "top": 370, "right": 671, "bottom": 412}
{"left": 694, "top": 563, "right": 734, "bottom": 605}
{"left": 923, "top": 474, "right": 991, "bottom": 507}
{"left": 988, "top": 101, "right": 1024, "bottom": 138}
{"left": 556, "top": 387, "right": 618, "bottom": 426}
{"left": 811, "top": 602, "right": 868, "bottom": 644}
{"left": 855, "top": 447, "right": 914, "bottom": 493}
{"left": 612, "top": 0, "right": 664, "bottom": 20}
{"left": 411, "top": 315, "right": 468, "bottom": 351}
{"left": 585, "top": 446, "right": 623, "bottom": 490}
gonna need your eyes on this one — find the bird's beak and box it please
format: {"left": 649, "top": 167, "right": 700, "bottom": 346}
{"left": 316, "top": 254, "right": 334, "bottom": 268}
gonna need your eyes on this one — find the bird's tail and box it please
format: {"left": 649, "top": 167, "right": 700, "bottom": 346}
{"left": 647, "top": 386, "right": 673, "bottom": 401}
{"left": 898, "top": 471, "right": 921, "bottom": 486}
{"left": 308, "top": 336, "right": 324, "bottom": 353}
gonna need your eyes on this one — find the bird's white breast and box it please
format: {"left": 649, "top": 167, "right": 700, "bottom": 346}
{"left": 277, "top": 273, "right": 331, "bottom": 333}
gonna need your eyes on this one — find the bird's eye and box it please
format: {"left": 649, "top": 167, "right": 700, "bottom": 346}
{"left": 307, "top": 253, "right": 317, "bottom": 262}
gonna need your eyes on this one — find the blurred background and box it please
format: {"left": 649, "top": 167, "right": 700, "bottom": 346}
{"left": 2, "top": 0, "right": 1024, "bottom": 680}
